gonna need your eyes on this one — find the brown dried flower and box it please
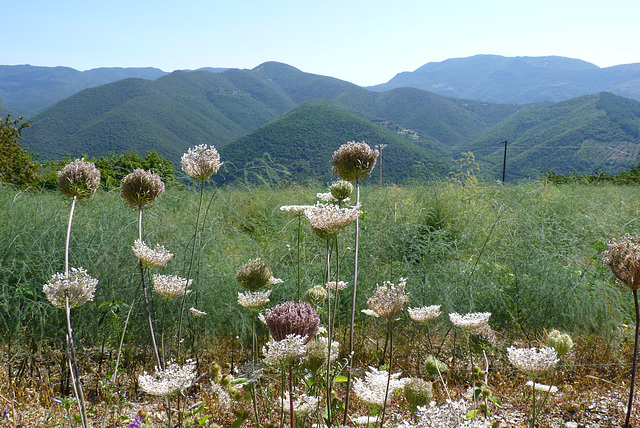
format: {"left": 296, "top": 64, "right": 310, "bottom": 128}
{"left": 331, "top": 141, "right": 379, "bottom": 182}
{"left": 121, "top": 169, "right": 165, "bottom": 208}
{"left": 603, "top": 234, "right": 640, "bottom": 290}
{"left": 57, "top": 159, "right": 101, "bottom": 199}
{"left": 236, "top": 258, "right": 280, "bottom": 292}
{"left": 264, "top": 301, "right": 320, "bottom": 343}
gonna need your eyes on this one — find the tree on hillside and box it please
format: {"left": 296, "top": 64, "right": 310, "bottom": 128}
{"left": 0, "top": 103, "right": 37, "bottom": 186}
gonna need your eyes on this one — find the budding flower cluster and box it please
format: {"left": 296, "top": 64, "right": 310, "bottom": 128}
{"left": 43, "top": 267, "right": 98, "bottom": 309}
{"left": 121, "top": 169, "right": 165, "bottom": 208}
{"left": 403, "top": 378, "right": 433, "bottom": 412}
{"left": 57, "top": 159, "right": 101, "bottom": 200}
{"left": 548, "top": 329, "right": 574, "bottom": 358}
{"left": 236, "top": 258, "right": 279, "bottom": 292}
{"left": 181, "top": 144, "right": 222, "bottom": 181}
{"left": 366, "top": 277, "right": 409, "bottom": 321}
{"left": 331, "top": 141, "right": 379, "bottom": 182}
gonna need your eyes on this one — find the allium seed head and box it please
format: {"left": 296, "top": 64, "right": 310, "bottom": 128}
{"left": 331, "top": 141, "right": 379, "bottom": 182}
{"left": 603, "top": 234, "right": 640, "bottom": 290}
{"left": 236, "top": 258, "right": 275, "bottom": 292}
{"left": 264, "top": 301, "right": 320, "bottom": 343}
{"left": 57, "top": 159, "right": 101, "bottom": 199}
{"left": 181, "top": 144, "right": 222, "bottom": 181}
{"left": 366, "top": 277, "right": 409, "bottom": 321}
{"left": 43, "top": 267, "right": 98, "bottom": 309}
{"left": 121, "top": 169, "right": 165, "bottom": 209}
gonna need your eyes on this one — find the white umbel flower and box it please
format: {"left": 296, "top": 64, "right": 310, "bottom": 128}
{"left": 262, "top": 334, "right": 307, "bottom": 366}
{"left": 507, "top": 346, "right": 559, "bottom": 376}
{"left": 526, "top": 381, "right": 559, "bottom": 394}
{"left": 189, "top": 307, "right": 207, "bottom": 317}
{"left": 327, "top": 280, "right": 348, "bottom": 290}
{"left": 352, "top": 366, "right": 408, "bottom": 407}
{"left": 181, "top": 144, "right": 222, "bottom": 180}
{"left": 283, "top": 392, "right": 319, "bottom": 417}
{"left": 449, "top": 312, "right": 491, "bottom": 330}
{"left": 408, "top": 305, "right": 442, "bottom": 323}
{"left": 238, "top": 289, "right": 272, "bottom": 310}
{"left": 132, "top": 239, "right": 173, "bottom": 268}
{"left": 43, "top": 267, "right": 98, "bottom": 309}
{"left": 138, "top": 360, "right": 197, "bottom": 397}
{"left": 151, "top": 274, "right": 192, "bottom": 299}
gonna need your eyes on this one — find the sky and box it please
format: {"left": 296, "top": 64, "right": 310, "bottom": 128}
{"left": 7, "top": 0, "right": 640, "bottom": 87}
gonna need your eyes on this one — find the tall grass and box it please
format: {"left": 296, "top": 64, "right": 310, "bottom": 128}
{"left": 0, "top": 180, "right": 635, "bottom": 359}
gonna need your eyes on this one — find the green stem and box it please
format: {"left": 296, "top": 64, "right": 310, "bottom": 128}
{"left": 297, "top": 213, "right": 302, "bottom": 301}
{"left": 379, "top": 320, "right": 394, "bottom": 428}
{"left": 325, "top": 240, "right": 333, "bottom": 426}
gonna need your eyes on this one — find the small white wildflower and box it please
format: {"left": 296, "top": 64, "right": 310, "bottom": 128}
{"left": 151, "top": 274, "right": 192, "bottom": 299}
{"left": 526, "top": 381, "right": 559, "bottom": 394}
{"left": 507, "top": 346, "right": 559, "bottom": 376}
{"left": 327, "top": 280, "right": 348, "bottom": 290}
{"left": 132, "top": 239, "right": 173, "bottom": 268}
{"left": 304, "top": 203, "right": 361, "bottom": 241}
{"left": 138, "top": 360, "right": 197, "bottom": 397}
{"left": 408, "top": 305, "right": 442, "bottom": 323}
{"left": 317, "top": 192, "right": 337, "bottom": 202}
{"left": 268, "top": 276, "right": 283, "bottom": 285}
{"left": 238, "top": 289, "right": 272, "bottom": 310}
{"left": 189, "top": 307, "right": 207, "bottom": 317}
{"left": 283, "top": 392, "right": 319, "bottom": 417}
{"left": 280, "top": 205, "right": 314, "bottom": 213}
{"left": 181, "top": 144, "right": 222, "bottom": 181}
{"left": 361, "top": 309, "right": 380, "bottom": 318}
{"left": 43, "top": 267, "right": 98, "bottom": 309}
{"left": 449, "top": 312, "right": 491, "bottom": 330}
{"left": 367, "top": 277, "right": 409, "bottom": 321}
{"left": 209, "top": 382, "right": 232, "bottom": 410}
{"left": 352, "top": 366, "right": 408, "bottom": 407}
{"left": 262, "top": 334, "right": 307, "bottom": 366}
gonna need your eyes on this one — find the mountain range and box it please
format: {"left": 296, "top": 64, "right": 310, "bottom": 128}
{"left": 6, "top": 56, "right": 640, "bottom": 183}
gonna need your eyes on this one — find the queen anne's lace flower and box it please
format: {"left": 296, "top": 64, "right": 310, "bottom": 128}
{"left": 151, "top": 274, "right": 192, "bottom": 299}
{"left": 367, "top": 277, "right": 409, "bottom": 321}
{"left": 280, "top": 205, "right": 314, "bottom": 213}
{"left": 408, "top": 305, "right": 442, "bottom": 323}
{"left": 507, "top": 346, "right": 559, "bottom": 376}
{"left": 603, "top": 234, "right": 640, "bottom": 290}
{"left": 138, "top": 360, "right": 197, "bottom": 397}
{"left": 238, "top": 289, "right": 272, "bottom": 311}
{"left": 353, "top": 366, "right": 408, "bottom": 407}
{"left": 327, "top": 280, "right": 348, "bottom": 290}
{"left": 57, "top": 159, "right": 101, "bottom": 200}
{"left": 262, "top": 334, "right": 307, "bottom": 366}
{"left": 526, "top": 381, "right": 558, "bottom": 394}
{"left": 304, "top": 203, "right": 361, "bottom": 241}
{"left": 282, "top": 392, "right": 319, "bottom": 417}
{"left": 132, "top": 239, "right": 173, "bottom": 268}
{"left": 449, "top": 312, "right": 491, "bottom": 330}
{"left": 181, "top": 144, "right": 222, "bottom": 181}
{"left": 43, "top": 267, "right": 98, "bottom": 309}
{"left": 303, "top": 334, "right": 340, "bottom": 371}
{"left": 189, "top": 307, "right": 207, "bottom": 317}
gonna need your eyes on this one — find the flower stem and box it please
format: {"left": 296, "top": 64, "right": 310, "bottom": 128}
{"left": 625, "top": 289, "right": 640, "bottom": 428}
{"left": 379, "top": 320, "right": 394, "bottom": 428}
{"left": 297, "top": 213, "right": 302, "bottom": 301}
{"left": 289, "top": 364, "right": 295, "bottom": 428}
{"left": 325, "top": 240, "right": 333, "bottom": 426}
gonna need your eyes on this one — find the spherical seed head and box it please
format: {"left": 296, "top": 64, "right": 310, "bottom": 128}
{"left": 264, "top": 301, "right": 320, "bottom": 343}
{"left": 329, "top": 180, "right": 354, "bottom": 202}
{"left": 121, "top": 169, "right": 165, "bottom": 209}
{"left": 57, "top": 159, "right": 101, "bottom": 199}
{"left": 304, "top": 285, "right": 328, "bottom": 307}
{"left": 548, "top": 329, "right": 574, "bottom": 358}
{"left": 181, "top": 144, "right": 222, "bottom": 181}
{"left": 403, "top": 378, "right": 433, "bottom": 412}
{"left": 603, "top": 234, "right": 640, "bottom": 290}
{"left": 236, "top": 258, "right": 274, "bottom": 292}
{"left": 366, "top": 277, "right": 409, "bottom": 321}
{"left": 331, "top": 140, "right": 379, "bottom": 182}
{"left": 424, "top": 354, "right": 448, "bottom": 377}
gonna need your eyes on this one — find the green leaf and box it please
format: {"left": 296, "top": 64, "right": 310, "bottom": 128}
{"left": 466, "top": 409, "right": 479, "bottom": 420}
{"left": 333, "top": 375, "right": 348, "bottom": 383}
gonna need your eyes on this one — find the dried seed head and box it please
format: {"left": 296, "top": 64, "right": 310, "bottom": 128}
{"left": 264, "top": 301, "right": 320, "bottom": 343}
{"left": 603, "top": 234, "right": 640, "bottom": 290}
{"left": 57, "top": 159, "right": 101, "bottom": 199}
{"left": 181, "top": 144, "right": 222, "bottom": 181}
{"left": 331, "top": 141, "right": 379, "bottom": 182}
{"left": 366, "top": 277, "right": 409, "bottom": 321}
{"left": 236, "top": 258, "right": 275, "bottom": 292}
{"left": 121, "top": 169, "right": 165, "bottom": 208}
{"left": 548, "top": 329, "right": 574, "bottom": 358}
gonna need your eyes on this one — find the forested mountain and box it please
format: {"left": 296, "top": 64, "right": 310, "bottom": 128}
{"left": 16, "top": 62, "right": 640, "bottom": 183}
{"left": 0, "top": 65, "right": 169, "bottom": 117}
{"left": 370, "top": 55, "right": 640, "bottom": 104}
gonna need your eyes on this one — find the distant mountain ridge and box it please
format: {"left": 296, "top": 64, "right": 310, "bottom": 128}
{"left": 369, "top": 55, "right": 640, "bottom": 103}
{"left": 18, "top": 61, "right": 640, "bottom": 183}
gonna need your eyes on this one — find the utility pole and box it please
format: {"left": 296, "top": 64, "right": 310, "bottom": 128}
{"left": 501, "top": 140, "right": 508, "bottom": 183}
{"left": 375, "top": 144, "right": 387, "bottom": 187}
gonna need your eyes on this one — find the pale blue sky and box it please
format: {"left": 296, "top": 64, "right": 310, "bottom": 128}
{"left": 8, "top": 0, "right": 640, "bottom": 86}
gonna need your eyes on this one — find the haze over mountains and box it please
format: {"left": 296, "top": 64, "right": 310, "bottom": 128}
{"left": 5, "top": 55, "right": 640, "bottom": 183}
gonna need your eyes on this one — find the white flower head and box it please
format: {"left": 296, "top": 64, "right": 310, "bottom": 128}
{"left": 353, "top": 366, "right": 408, "bottom": 407}
{"left": 304, "top": 203, "right": 361, "bottom": 241}
{"left": 408, "top": 305, "right": 442, "bottom": 323}
{"left": 449, "top": 312, "right": 491, "bottom": 330}
{"left": 507, "top": 346, "right": 559, "bottom": 376}
{"left": 282, "top": 392, "right": 319, "bottom": 417}
{"left": 151, "top": 274, "right": 192, "bottom": 299}
{"left": 43, "top": 267, "right": 98, "bottom": 309}
{"left": 181, "top": 144, "right": 222, "bottom": 181}
{"left": 280, "top": 205, "right": 314, "bottom": 213}
{"left": 526, "top": 381, "right": 559, "bottom": 394}
{"left": 238, "top": 289, "right": 272, "bottom": 311}
{"left": 138, "top": 359, "right": 197, "bottom": 397}
{"left": 327, "top": 280, "right": 348, "bottom": 291}
{"left": 132, "top": 239, "right": 173, "bottom": 268}
{"left": 361, "top": 309, "right": 380, "bottom": 318}
{"left": 366, "top": 277, "right": 409, "bottom": 321}
{"left": 262, "top": 334, "right": 307, "bottom": 366}
{"left": 189, "top": 307, "right": 207, "bottom": 317}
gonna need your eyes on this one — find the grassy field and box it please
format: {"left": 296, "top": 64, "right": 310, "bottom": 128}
{"left": 0, "top": 179, "right": 638, "bottom": 427}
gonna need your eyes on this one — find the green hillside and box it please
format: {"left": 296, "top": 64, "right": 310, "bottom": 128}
{"left": 216, "top": 101, "right": 449, "bottom": 185}
{"left": 468, "top": 92, "right": 640, "bottom": 180}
